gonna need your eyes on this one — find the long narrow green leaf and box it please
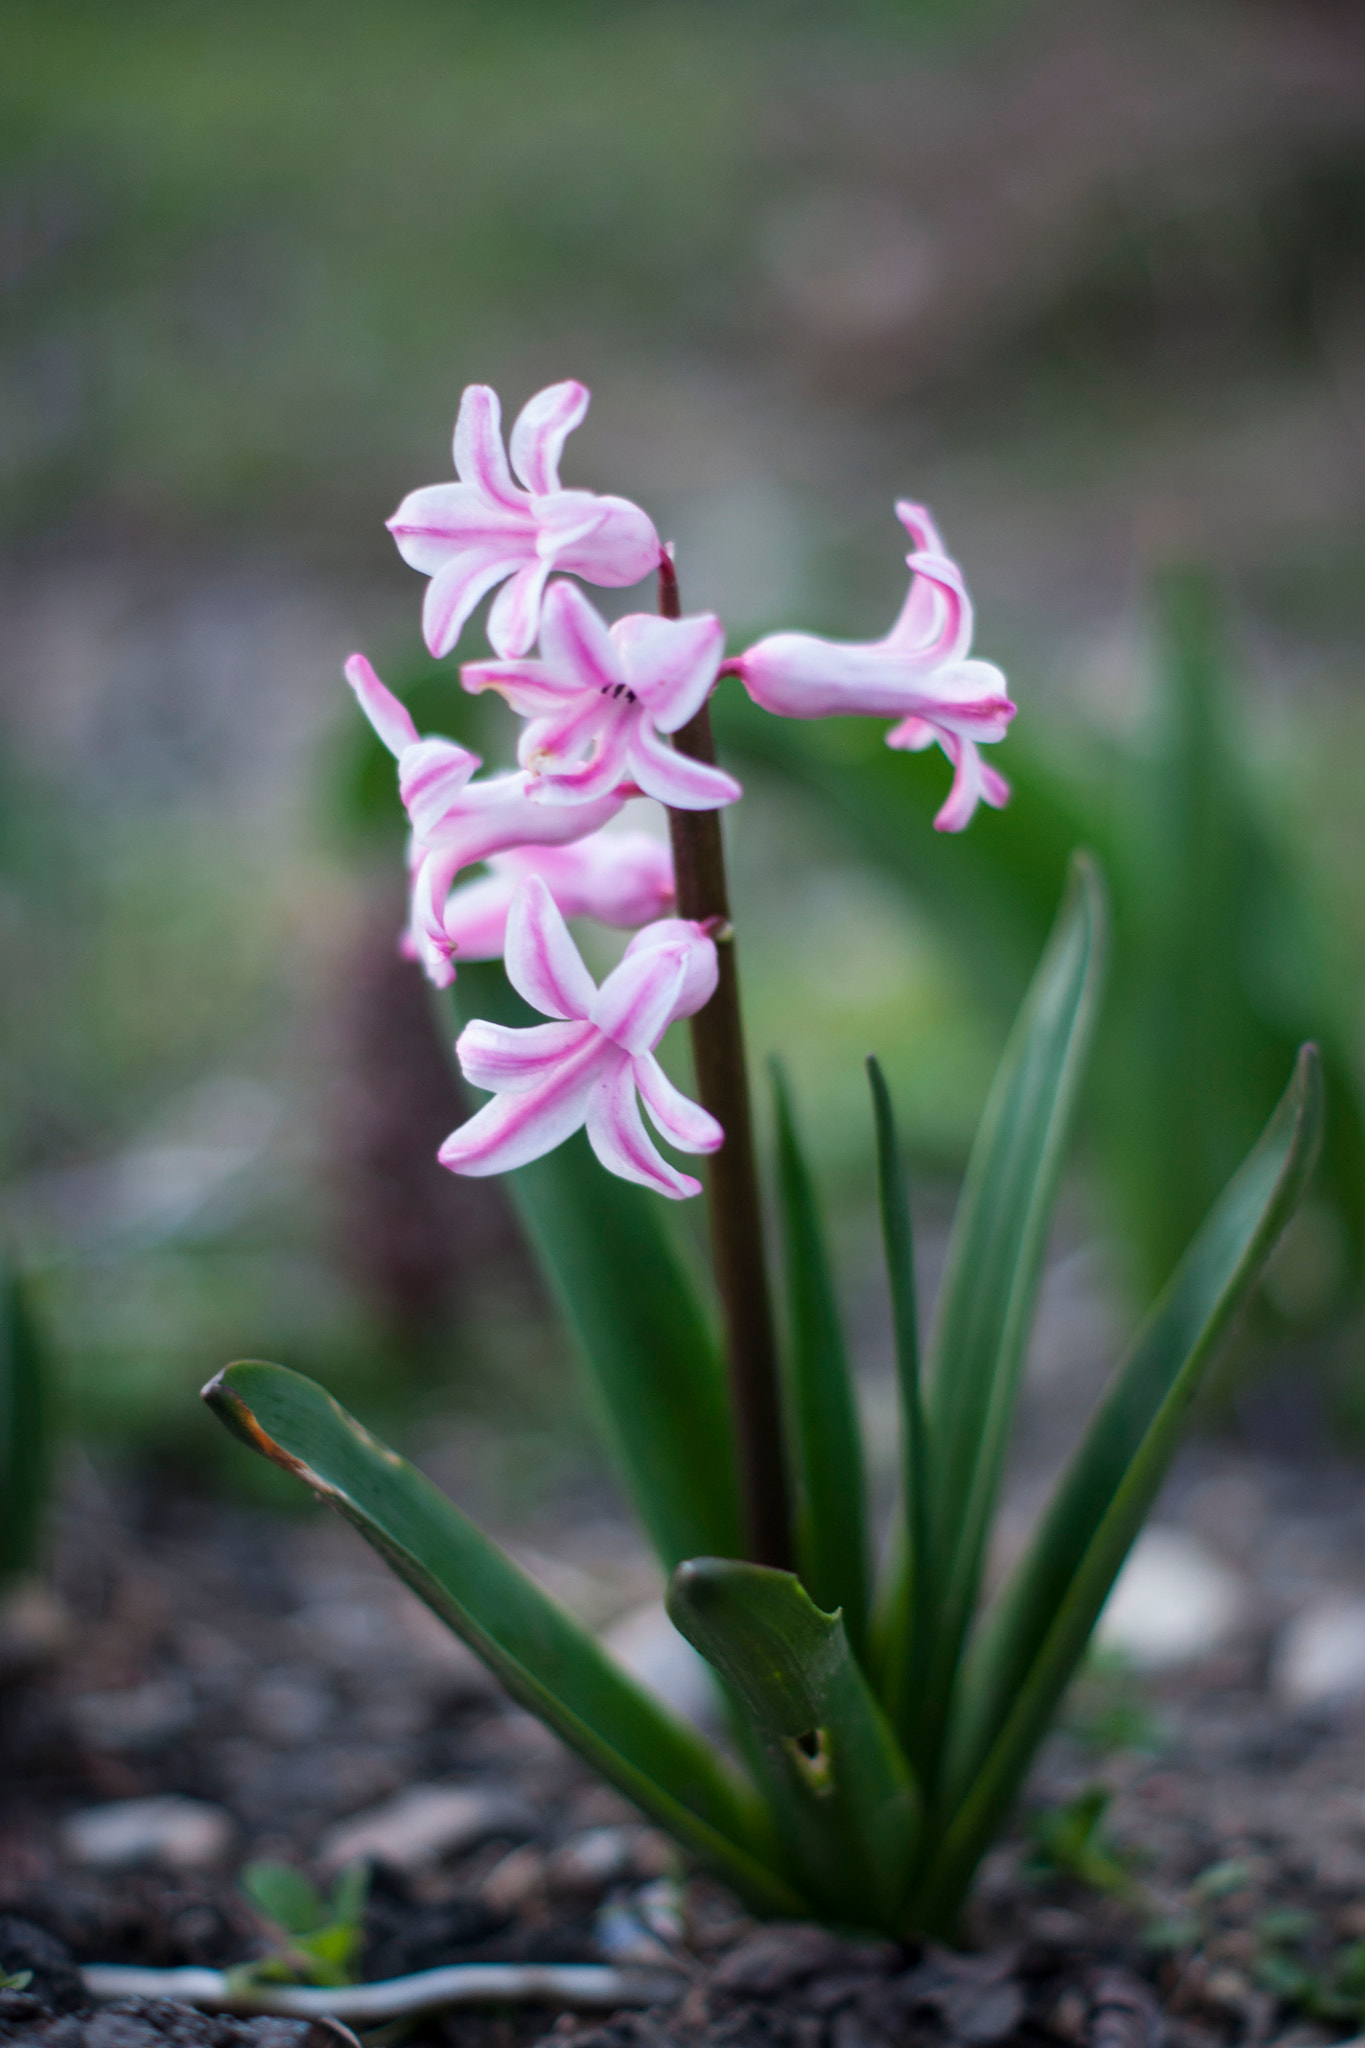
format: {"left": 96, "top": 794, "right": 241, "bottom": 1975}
{"left": 667, "top": 1558, "right": 917, "bottom": 1931}
{"left": 204, "top": 1361, "right": 799, "bottom": 1914}
{"left": 0, "top": 1255, "right": 49, "bottom": 1581}
{"left": 865, "top": 1058, "right": 929, "bottom": 1743}
{"left": 917, "top": 1046, "right": 1322, "bottom": 1932}
{"left": 910, "top": 855, "right": 1106, "bottom": 1785}
{"left": 448, "top": 961, "right": 741, "bottom": 1572}
{"left": 769, "top": 1060, "right": 868, "bottom": 1658}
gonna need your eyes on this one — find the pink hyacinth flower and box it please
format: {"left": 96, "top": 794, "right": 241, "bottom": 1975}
{"left": 463, "top": 580, "right": 741, "bottom": 812}
{"left": 437, "top": 831, "right": 675, "bottom": 963}
{"left": 345, "top": 653, "right": 627, "bottom": 987}
{"left": 387, "top": 381, "right": 661, "bottom": 662}
{"left": 440, "top": 875, "right": 722, "bottom": 1200}
{"left": 733, "top": 502, "right": 1015, "bottom": 832}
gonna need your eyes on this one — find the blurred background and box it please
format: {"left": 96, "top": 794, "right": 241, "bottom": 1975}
{"left": 4, "top": 0, "right": 1365, "bottom": 1512}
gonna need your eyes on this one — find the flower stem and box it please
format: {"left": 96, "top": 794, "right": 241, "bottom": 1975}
{"left": 659, "top": 553, "right": 793, "bottom": 1572}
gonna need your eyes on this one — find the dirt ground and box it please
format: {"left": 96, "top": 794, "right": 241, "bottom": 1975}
{"left": 7, "top": 1407, "right": 1365, "bottom": 2048}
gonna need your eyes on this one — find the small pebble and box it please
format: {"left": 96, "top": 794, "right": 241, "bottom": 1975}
{"left": 246, "top": 1671, "right": 333, "bottom": 1746}
{"left": 547, "top": 1825, "right": 638, "bottom": 1895}
{"left": 481, "top": 1842, "right": 547, "bottom": 1914}
{"left": 315, "top": 1782, "right": 532, "bottom": 1874}
{"left": 0, "top": 1581, "right": 72, "bottom": 1674}
{"left": 68, "top": 1680, "right": 195, "bottom": 1753}
{"left": 1272, "top": 1598, "right": 1365, "bottom": 1709}
{"left": 60, "top": 1795, "right": 234, "bottom": 1871}
{"left": 1096, "top": 1527, "right": 1247, "bottom": 1670}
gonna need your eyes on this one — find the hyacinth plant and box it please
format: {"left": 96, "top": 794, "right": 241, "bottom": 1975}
{"left": 206, "top": 380, "right": 1322, "bottom": 1939}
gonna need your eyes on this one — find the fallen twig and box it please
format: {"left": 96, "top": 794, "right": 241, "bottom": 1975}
{"left": 80, "top": 1961, "right": 685, "bottom": 2020}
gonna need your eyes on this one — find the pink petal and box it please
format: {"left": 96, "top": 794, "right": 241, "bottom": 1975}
{"left": 409, "top": 843, "right": 465, "bottom": 985}
{"left": 894, "top": 500, "right": 947, "bottom": 556}
{"left": 537, "top": 579, "right": 621, "bottom": 690}
{"left": 924, "top": 733, "right": 1011, "bottom": 833}
{"left": 889, "top": 506, "right": 957, "bottom": 653}
{"left": 621, "top": 918, "right": 718, "bottom": 1020}
{"left": 568, "top": 831, "right": 675, "bottom": 926}
{"left": 439, "top": 1035, "right": 608, "bottom": 1177}
{"left": 398, "top": 738, "right": 481, "bottom": 843}
{"left": 523, "top": 704, "right": 633, "bottom": 805}
{"left": 627, "top": 718, "right": 742, "bottom": 810}
{"left": 933, "top": 743, "right": 984, "bottom": 833}
{"left": 443, "top": 834, "right": 673, "bottom": 955}
{"left": 504, "top": 873, "right": 598, "bottom": 1020}
{"left": 509, "top": 380, "right": 590, "bottom": 496}
{"left": 457, "top": 1017, "right": 595, "bottom": 1094}
{"left": 549, "top": 492, "right": 662, "bottom": 588}
{"left": 884, "top": 714, "right": 935, "bottom": 752}
{"left": 613, "top": 611, "right": 724, "bottom": 730}
{"left": 344, "top": 653, "right": 419, "bottom": 757}
{"left": 422, "top": 548, "right": 520, "bottom": 660}
{"left": 887, "top": 551, "right": 971, "bottom": 664}
{"left": 633, "top": 1052, "right": 723, "bottom": 1154}
{"left": 591, "top": 942, "right": 687, "bottom": 1055}
{"left": 452, "top": 384, "right": 523, "bottom": 510}
{"left": 486, "top": 558, "right": 552, "bottom": 659}
{"left": 419, "top": 773, "right": 625, "bottom": 871}
{"left": 387, "top": 482, "right": 529, "bottom": 572}
{"left": 981, "top": 762, "right": 1011, "bottom": 809}
{"left": 919, "top": 659, "right": 1015, "bottom": 739}
{"left": 585, "top": 1057, "right": 701, "bottom": 1199}
{"left": 462, "top": 656, "right": 579, "bottom": 717}
{"left": 436, "top": 870, "right": 515, "bottom": 960}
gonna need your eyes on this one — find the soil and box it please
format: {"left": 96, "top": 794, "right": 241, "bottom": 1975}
{"left": 5, "top": 1435, "right": 1365, "bottom": 2048}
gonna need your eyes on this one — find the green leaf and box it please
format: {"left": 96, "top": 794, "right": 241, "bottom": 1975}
{"left": 329, "top": 1861, "right": 369, "bottom": 1931}
{"left": 204, "top": 1361, "right": 799, "bottom": 1916}
{"left": 903, "top": 855, "right": 1107, "bottom": 1783}
{"left": 918, "top": 1046, "right": 1322, "bottom": 1931}
{"left": 865, "top": 1057, "right": 929, "bottom": 1739}
{"left": 770, "top": 1059, "right": 868, "bottom": 1658}
{"left": 448, "top": 962, "right": 741, "bottom": 1572}
{"left": 243, "top": 1861, "right": 326, "bottom": 1935}
{"left": 667, "top": 1558, "right": 918, "bottom": 1931}
{"left": 0, "top": 1251, "right": 50, "bottom": 1583}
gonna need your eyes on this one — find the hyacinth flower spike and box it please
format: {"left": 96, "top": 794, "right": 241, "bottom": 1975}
{"left": 431, "top": 831, "right": 675, "bottom": 964}
{"left": 733, "top": 502, "right": 1015, "bottom": 831}
{"left": 388, "top": 381, "right": 662, "bottom": 660}
{"left": 345, "top": 653, "right": 627, "bottom": 986}
{"left": 463, "top": 580, "right": 742, "bottom": 811}
{"left": 440, "top": 874, "right": 722, "bottom": 1199}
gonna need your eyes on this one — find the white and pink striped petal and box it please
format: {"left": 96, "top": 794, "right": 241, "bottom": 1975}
{"left": 504, "top": 874, "right": 598, "bottom": 1020}
{"left": 733, "top": 501, "right": 1013, "bottom": 831}
{"left": 388, "top": 381, "right": 661, "bottom": 660}
{"left": 440, "top": 1032, "right": 609, "bottom": 1177}
{"left": 509, "top": 380, "right": 591, "bottom": 496}
{"left": 463, "top": 582, "right": 737, "bottom": 814}
{"left": 439, "top": 881, "right": 720, "bottom": 1200}
{"left": 437, "top": 832, "right": 675, "bottom": 963}
{"left": 634, "top": 1053, "right": 724, "bottom": 1155}
{"left": 585, "top": 1057, "right": 703, "bottom": 1199}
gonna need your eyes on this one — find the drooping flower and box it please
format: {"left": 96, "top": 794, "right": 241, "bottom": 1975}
{"left": 731, "top": 502, "right": 1015, "bottom": 831}
{"left": 440, "top": 875, "right": 722, "bottom": 1199}
{"left": 462, "top": 580, "right": 741, "bottom": 811}
{"left": 346, "top": 653, "right": 627, "bottom": 986}
{"left": 387, "top": 382, "right": 661, "bottom": 661}
{"left": 432, "top": 831, "right": 675, "bottom": 965}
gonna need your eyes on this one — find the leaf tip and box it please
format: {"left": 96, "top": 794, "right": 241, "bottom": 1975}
{"left": 201, "top": 1361, "right": 316, "bottom": 1488}
{"left": 1064, "top": 847, "right": 1109, "bottom": 940}
{"left": 1290, "top": 1039, "right": 1324, "bottom": 1159}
